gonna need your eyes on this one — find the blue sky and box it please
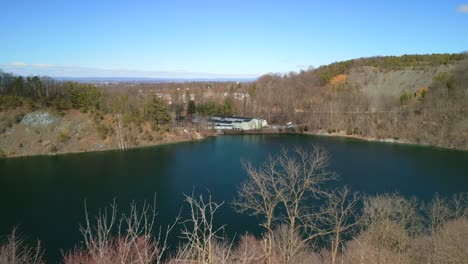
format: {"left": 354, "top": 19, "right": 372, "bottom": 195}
{"left": 1, "top": 0, "right": 468, "bottom": 78}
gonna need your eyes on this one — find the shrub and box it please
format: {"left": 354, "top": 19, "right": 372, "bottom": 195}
{"left": 50, "top": 96, "right": 72, "bottom": 112}
{"left": 432, "top": 218, "right": 468, "bottom": 264}
{"left": 50, "top": 145, "right": 58, "bottom": 153}
{"left": 14, "top": 114, "right": 24, "bottom": 124}
{"left": 96, "top": 124, "right": 110, "bottom": 140}
{"left": 0, "top": 229, "right": 44, "bottom": 264}
{"left": 0, "top": 95, "right": 22, "bottom": 111}
{"left": 59, "top": 132, "right": 71, "bottom": 143}
{"left": 399, "top": 92, "right": 413, "bottom": 106}
{"left": 23, "top": 98, "right": 38, "bottom": 111}
{"left": 144, "top": 131, "right": 153, "bottom": 141}
{"left": 230, "top": 234, "right": 264, "bottom": 264}
{"left": 156, "top": 133, "right": 163, "bottom": 141}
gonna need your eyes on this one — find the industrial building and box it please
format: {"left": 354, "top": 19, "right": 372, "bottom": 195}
{"left": 210, "top": 116, "right": 268, "bottom": 130}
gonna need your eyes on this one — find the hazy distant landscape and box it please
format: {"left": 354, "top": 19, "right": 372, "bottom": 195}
{"left": 54, "top": 77, "right": 256, "bottom": 83}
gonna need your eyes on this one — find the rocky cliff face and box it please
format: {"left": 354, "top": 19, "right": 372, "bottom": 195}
{"left": 1, "top": 110, "right": 110, "bottom": 157}
{"left": 0, "top": 109, "right": 203, "bottom": 158}
{"left": 348, "top": 65, "right": 454, "bottom": 108}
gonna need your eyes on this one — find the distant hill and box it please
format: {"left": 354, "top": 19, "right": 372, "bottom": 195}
{"left": 53, "top": 77, "right": 256, "bottom": 83}
{"left": 314, "top": 53, "right": 467, "bottom": 84}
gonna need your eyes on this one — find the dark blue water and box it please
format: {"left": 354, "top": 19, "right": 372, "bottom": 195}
{"left": 0, "top": 134, "right": 467, "bottom": 262}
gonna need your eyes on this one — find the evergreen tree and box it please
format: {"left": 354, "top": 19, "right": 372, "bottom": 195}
{"left": 223, "top": 96, "right": 234, "bottom": 116}
{"left": 144, "top": 96, "right": 171, "bottom": 125}
{"left": 196, "top": 102, "right": 223, "bottom": 116}
{"left": 66, "top": 82, "right": 104, "bottom": 111}
{"left": 187, "top": 100, "right": 196, "bottom": 115}
{"left": 12, "top": 76, "right": 25, "bottom": 96}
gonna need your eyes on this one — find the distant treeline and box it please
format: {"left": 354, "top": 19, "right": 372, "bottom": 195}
{"left": 0, "top": 71, "right": 175, "bottom": 134}
{"left": 0, "top": 71, "right": 109, "bottom": 114}
{"left": 314, "top": 53, "right": 467, "bottom": 84}
{"left": 0, "top": 70, "right": 240, "bottom": 136}
{"left": 0, "top": 70, "right": 238, "bottom": 120}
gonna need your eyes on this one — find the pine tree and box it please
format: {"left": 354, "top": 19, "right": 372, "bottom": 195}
{"left": 145, "top": 96, "right": 171, "bottom": 126}
{"left": 187, "top": 100, "right": 196, "bottom": 116}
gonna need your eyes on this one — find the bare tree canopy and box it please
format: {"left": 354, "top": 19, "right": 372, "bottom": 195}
{"left": 234, "top": 146, "right": 338, "bottom": 263}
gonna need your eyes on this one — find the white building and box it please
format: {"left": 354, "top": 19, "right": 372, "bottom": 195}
{"left": 210, "top": 116, "right": 268, "bottom": 130}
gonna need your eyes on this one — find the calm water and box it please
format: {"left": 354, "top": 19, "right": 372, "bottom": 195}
{"left": 1, "top": 134, "right": 467, "bottom": 262}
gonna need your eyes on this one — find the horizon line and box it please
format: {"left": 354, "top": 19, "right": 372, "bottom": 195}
{"left": 0, "top": 62, "right": 263, "bottom": 79}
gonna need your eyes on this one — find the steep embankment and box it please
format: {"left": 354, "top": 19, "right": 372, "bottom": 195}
{"left": 251, "top": 55, "right": 468, "bottom": 150}
{"left": 0, "top": 109, "right": 204, "bottom": 158}
{"left": 319, "top": 65, "right": 467, "bottom": 150}
{"left": 348, "top": 65, "right": 454, "bottom": 106}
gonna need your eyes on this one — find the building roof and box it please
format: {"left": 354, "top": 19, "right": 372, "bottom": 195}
{"left": 210, "top": 116, "right": 254, "bottom": 122}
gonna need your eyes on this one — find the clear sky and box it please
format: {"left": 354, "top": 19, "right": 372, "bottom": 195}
{"left": 1, "top": 0, "right": 468, "bottom": 78}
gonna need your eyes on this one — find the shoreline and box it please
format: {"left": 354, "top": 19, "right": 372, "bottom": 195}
{"left": 304, "top": 130, "right": 467, "bottom": 152}
{"left": 217, "top": 128, "right": 467, "bottom": 152}
{"left": 303, "top": 130, "right": 410, "bottom": 144}
{"left": 0, "top": 132, "right": 210, "bottom": 159}
{"left": 1, "top": 128, "right": 465, "bottom": 159}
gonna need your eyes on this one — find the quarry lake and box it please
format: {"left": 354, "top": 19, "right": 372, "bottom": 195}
{"left": 1, "top": 134, "right": 467, "bottom": 261}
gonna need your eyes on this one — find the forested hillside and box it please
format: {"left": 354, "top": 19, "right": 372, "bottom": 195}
{"left": 247, "top": 53, "right": 468, "bottom": 149}
{"left": 0, "top": 72, "right": 204, "bottom": 157}
{"left": 1, "top": 53, "right": 467, "bottom": 157}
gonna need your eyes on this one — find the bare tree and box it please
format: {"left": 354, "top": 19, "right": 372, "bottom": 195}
{"left": 69, "top": 197, "right": 177, "bottom": 264}
{"left": 175, "top": 193, "right": 232, "bottom": 264}
{"left": 275, "top": 146, "right": 337, "bottom": 263}
{"left": 360, "top": 194, "right": 422, "bottom": 264}
{"left": 233, "top": 158, "right": 281, "bottom": 264}
{"left": 427, "top": 193, "right": 468, "bottom": 264}
{"left": 230, "top": 234, "right": 264, "bottom": 264}
{"left": 451, "top": 192, "right": 468, "bottom": 218}
{"left": 427, "top": 194, "right": 452, "bottom": 264}
{"left": 270, "top": 225, "right": 312, "bottom": 264}
{"left": 234, "top": 146, "right": 337, "bottom": 264}
{"left": 0, "top": 228, "right": 44, "bottom": 264}
{"left": 320, "top": 186, "right": 361, "bottom": 264}
{"left": 432, "top": 218, "right": 468, "bottom": 264}
{"left": 79, "top": 200, "right": 118, "bottom": 263}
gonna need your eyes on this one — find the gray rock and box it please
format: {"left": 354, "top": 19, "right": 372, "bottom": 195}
{"left": 21, "top": 112, "right": 60, "bottom": 126}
